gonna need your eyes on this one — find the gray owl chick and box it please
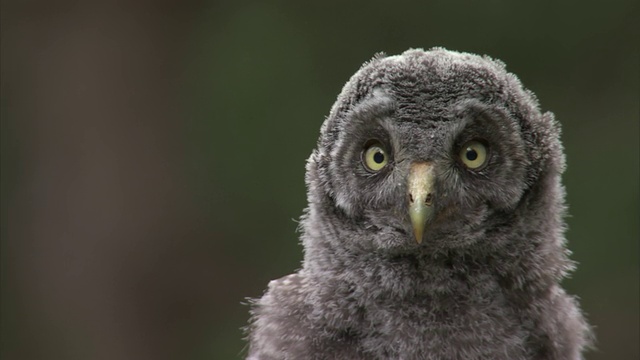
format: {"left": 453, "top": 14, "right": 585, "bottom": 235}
{"left": 246, "top": 48, "right": 592, "bottom": 360}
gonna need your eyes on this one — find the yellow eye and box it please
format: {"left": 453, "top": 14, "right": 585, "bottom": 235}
{"left": 362, "top": 142, "right": 389, "bottom": 172}
{"left": 459, "top": 140, "right": 488, "bottom": 169}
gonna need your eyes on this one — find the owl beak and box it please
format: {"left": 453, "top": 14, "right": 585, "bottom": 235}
{"left": 408, "top": 162, "right": 435, "bottom": 244}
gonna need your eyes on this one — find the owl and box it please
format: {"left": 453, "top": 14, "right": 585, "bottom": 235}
{"left": 246, "top": 48, "right": 592, "bottom": 360}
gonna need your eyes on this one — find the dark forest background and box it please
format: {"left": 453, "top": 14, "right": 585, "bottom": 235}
{"left": 1, "top": 1, "right": 638, "bottom": 359}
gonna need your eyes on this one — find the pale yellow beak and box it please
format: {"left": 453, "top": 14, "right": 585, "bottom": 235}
{"left": 408, "top": 162, "right": 435, "bottom": 244}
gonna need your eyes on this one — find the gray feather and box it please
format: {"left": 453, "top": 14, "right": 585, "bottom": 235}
{"left": 246, "top": 48, "right": 592, "bottom": 360}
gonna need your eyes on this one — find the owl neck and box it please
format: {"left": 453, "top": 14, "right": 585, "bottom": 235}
{"left": 302, "top": 228, "right": 497, "bottom": 301}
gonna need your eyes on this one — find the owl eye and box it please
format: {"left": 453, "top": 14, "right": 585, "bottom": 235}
{"left": 362, "top": 142, "right": 389, "bottom": 172}
{"left": 459, "top": 140, "right": 489, "bottom": 170}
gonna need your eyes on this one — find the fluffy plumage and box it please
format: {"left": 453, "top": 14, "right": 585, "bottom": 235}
{"left": 246, "top": 48, "right": 591, "bottom": 360}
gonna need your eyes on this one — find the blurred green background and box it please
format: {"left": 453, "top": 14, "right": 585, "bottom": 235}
{"left": 1, "top": 0, "right": 637, "bottom": 359}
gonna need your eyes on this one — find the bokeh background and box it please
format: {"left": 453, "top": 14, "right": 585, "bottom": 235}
{"left": 1, "top": 0, "right": 638, "bottom": 359}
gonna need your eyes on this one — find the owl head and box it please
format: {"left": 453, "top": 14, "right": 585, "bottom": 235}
{"left": 302, "top": 48, "right": 566, "bottom": 261}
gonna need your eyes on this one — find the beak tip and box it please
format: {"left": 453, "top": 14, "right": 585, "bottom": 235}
{"left": 413, "top": 230, "right": 423, "bottom": 244}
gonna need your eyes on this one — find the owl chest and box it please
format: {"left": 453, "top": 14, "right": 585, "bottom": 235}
{"left": 305, "top": 272, "right": 534, "bottom": 359}
{"left": 352, "top": 301, "right": 529, "bottom": 360}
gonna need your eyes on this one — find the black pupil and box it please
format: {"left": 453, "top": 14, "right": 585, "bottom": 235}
{"left": 373, "top": 151, "right": 385, "bottom": 164}
{"left": 466, "top": 148, "right": 478, "bottom": 161}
